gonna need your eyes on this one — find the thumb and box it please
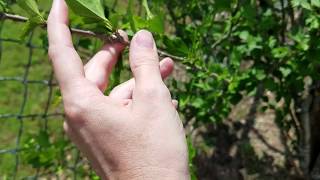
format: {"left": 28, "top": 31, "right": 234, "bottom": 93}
{"left": 129, "top": 30, "right": 162, "bottom": 88}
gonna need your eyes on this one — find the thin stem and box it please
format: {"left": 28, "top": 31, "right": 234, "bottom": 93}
{"left": 0, "top": 12, "right": 186, "bottom": 61}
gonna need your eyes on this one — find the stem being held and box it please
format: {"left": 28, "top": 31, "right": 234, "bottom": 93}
{"left": 0, "top": 12, "right": 185, "bottom": 61}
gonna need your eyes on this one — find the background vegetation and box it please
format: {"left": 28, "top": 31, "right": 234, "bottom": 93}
{"left": 0, "top": 0, "right": 320, "bottom": 179}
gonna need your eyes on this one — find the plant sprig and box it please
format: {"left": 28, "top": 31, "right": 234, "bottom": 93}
{"left": 17, "top": 0, "right": 115, "bottom": 38}
{"left": 66, "top": 0, "right": 113, "bottom": 32}
{"left": 17, "top": 0, "right": 46, "bottom": 39}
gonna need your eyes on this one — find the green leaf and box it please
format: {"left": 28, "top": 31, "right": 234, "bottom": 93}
{"left": 0, "top": 0, "right": 8, "bottom": 12}
{"left": 268, "top": 36, "right": 277, "bottom": 48}
{"left": 17, "top": 0, "right": 45, "bottom": 23}
{"left": 163, "top": 36, "right": 189, "bottom": 57}
{"left": 37, "top": 131, "right": 50, "bottom": 147}
{"left": 133, "top": 15, "right": 149, "bottom": 29}
{"left": 148, "top": 15, "right": 164, "bottom": 34}
{"left": 272, "top": 47, "right": 290, "bottom": 59}
{"left": 311, "top": 0, "right": 320, "bottom": 7}
{"left": 109, "top": 13, "right": 121, "bottom": 29}
{"left": 238, "top": 31, "right": 250, "bottom": 41}
{"left": 291, "top": 0, "right": 312, "bottom": 10}
{"left": 279, "top": 67, "right": 292, "bottom": 77}
{"left": 66, "top": 0, "right": 113, "bottom": 32}
{"left": 17, "top": 0, "right": 42, "bottom": 18}
{"left": 306, "top": 14, "right": 320, "bottom": 29}
{"left": 20, "top": 21, "right": 37, "bottom": 39}
{"left": 17, "top": 0, "right": 45, "bottom": 39}
{"left": 192, "top": 98, "right": 205, "bottom": 108}
{"left": 291, "top": 31, "right": 310, "bottom": 51}
{"left": 253, "top": 69, "right": 266, "bottom": 81}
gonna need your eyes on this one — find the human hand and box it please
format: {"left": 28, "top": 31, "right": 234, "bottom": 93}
{"left": 47, "top": 0, "right": 189, "bottom": 179}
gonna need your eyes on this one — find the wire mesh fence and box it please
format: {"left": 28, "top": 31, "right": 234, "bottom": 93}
{"left": 1, "top": 0, "right": 187, "bottom": 178}
{"left": 0, "top": 11, "right": 100, "bottom": 179}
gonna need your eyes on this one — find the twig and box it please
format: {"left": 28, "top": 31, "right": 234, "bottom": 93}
{"left": 0, "top": 12, "right": 186, "bottom": 61}
{"left": 0, "top": 13, "right": 127, "bottom": 43}
{"left": 211, "top": 0, "right": 240, "bottom": 50}
{"left": 0, "top": 13, "right": 27, "bottom": 22}
{"left": 290, "top": 99, "right": 302, "bottom": 143}
{"left": 211, "top": 25, "right": 237, "bottom": 50}
{"left": 157, "top": 49, "right": 186, "bottom": 61}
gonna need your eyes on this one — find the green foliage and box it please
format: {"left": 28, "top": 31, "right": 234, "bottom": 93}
{"left": 66, "top": 0, "right": 113, "bottom": 32}
{"left": 187, "top": 137, "right": 197, "bottom": 180}
{"left": 22, "top": 131, "right": 67, "bottom": 169}
{"left": 17, "top": 0, "right": 41, "bottom": 17}
{"left": 0, "top": 0, "right": 8, "bottom": 12}
{"left": 17, "top": 0, "right": 45, "bottom": 38}
{"left": 124, "top": 0, "right": 164, "bottom": 35}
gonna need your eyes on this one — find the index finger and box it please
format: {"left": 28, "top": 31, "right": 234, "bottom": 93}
{"left": 47, "top": 0, "right": 85, "bottom": 92}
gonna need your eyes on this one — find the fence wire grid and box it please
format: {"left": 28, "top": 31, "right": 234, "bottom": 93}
{"left": 0, "top": 11, "right": 102, "bottom": 179}
{"left": 1, "top": 0, "right": 185, "bottom": 178}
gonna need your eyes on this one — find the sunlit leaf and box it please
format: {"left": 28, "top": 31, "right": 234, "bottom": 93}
{"left": 17, "top": 0, "right": 42, "bottom": 18}
{"left": 66, "top": 0, "right": 113, "bottom": 31}
{"left": 311, "top": 0, "right": 320, "bottom": 7}
{"left": 148, "top": 15, "right": 164, "bottom": 34}
{"left": 17, "top": 0, "right": 45, "bottom": 39}
{"left": 20, "top": 21, "right": 37, "bottom": 39}
{"left": 0, "top": 0, "right": 7, "bottom": 12}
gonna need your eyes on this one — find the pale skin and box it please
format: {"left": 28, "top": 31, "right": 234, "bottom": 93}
{"left": 47, "top": 0, "right": 190, "bottom": 179}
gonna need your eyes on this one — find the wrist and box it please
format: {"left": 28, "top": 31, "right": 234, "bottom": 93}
{"left": 111, "top": 166, "right": 190, "bottom": 180}
{"left": 89, "top": 150, "right": 190, "bottom": 179}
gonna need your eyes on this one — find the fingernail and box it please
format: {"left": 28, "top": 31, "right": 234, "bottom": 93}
{"left": 135, "top": 30, "right": 154, "bottom": 49}
{"left": 116, "top": 30, "right": 129, "bottom": 45}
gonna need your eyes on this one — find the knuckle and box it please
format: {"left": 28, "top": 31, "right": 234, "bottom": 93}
{"left": 48, "top": 45, "right": 59, "bottom": 60}
{"left": 64, "top": 97, "right": 89, "bottom": 121}
{"left": 138, "top": 84, "right": 171, "bottom": 99}
{"left": 131, "top": 55, "right": 158, "bottom": 70}
{"left": 132, "top": 62, "right": 156, "bottom": 72}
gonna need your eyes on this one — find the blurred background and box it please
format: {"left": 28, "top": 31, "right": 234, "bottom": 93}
{"left": 0, "top": 0, "right": 320, "bottom": 179}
